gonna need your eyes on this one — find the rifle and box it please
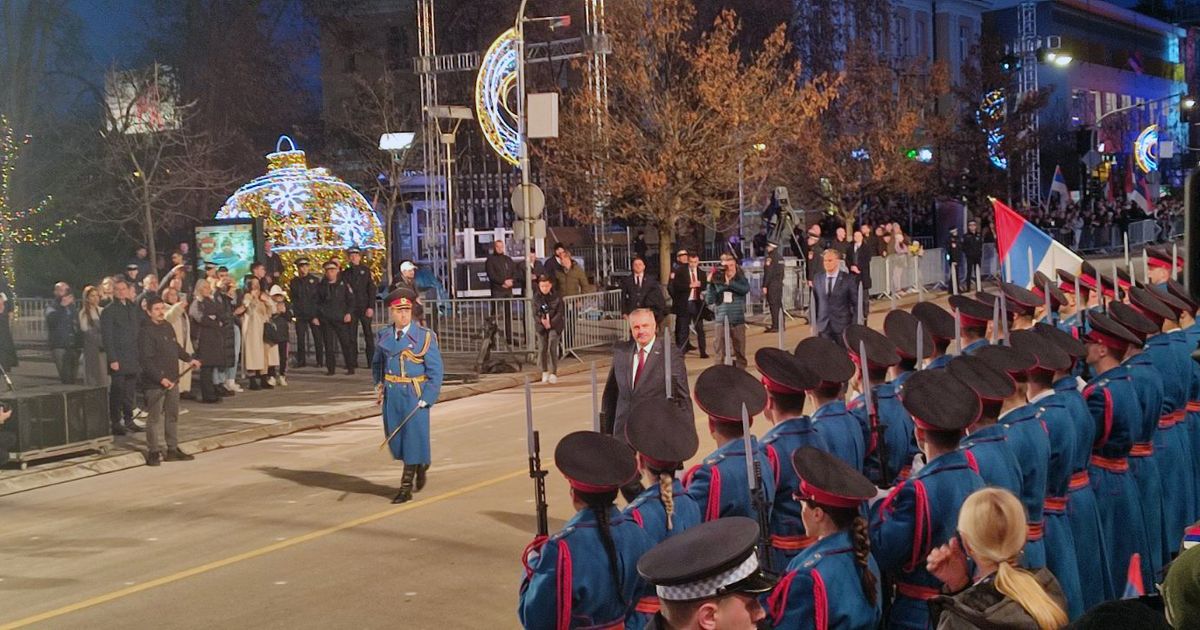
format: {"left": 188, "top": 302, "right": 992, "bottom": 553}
{"left": 861, "top": 340, "right": 891, "bottom": 487}
{"left": 741, "top": 402, "right": 773, "bottom": 574}
{"left": 526, "top": 376, "right": 549, "bottom": 537}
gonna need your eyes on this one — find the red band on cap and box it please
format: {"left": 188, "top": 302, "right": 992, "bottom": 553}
{"left": 799, "top": 479, "right": 864, "bottom": 509}
{"left": 566, "top": 478, "right": 620, "bottom": 493}
{"left": 1129, "top": 302, "right": 1165, "bottom": 326}
{"left": 959, "top": 313, "right": 991, "bottom": 327}
{"left": 1147, "top": 257, "right": 1181, "bottom": 271}
{"left": 1083, "top": 328, "right": 1131, "bottom": 351}
{"left": 761, "top": 375, "right": 805, "bottom": 396}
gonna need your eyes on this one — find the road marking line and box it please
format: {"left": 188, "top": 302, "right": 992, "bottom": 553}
{"left": 0, "top": 466, "right": 538, "bottom": 629}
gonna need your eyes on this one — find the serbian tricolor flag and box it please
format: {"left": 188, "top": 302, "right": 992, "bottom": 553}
{"left": 1047, "top": 165, "right": 1070, "bottom": 207}
{"left": 1131, "top": 166, "right": 1155, "bottom": 213}
{"left": 1122, "top": 553, "right": 1145, "bottom": 598}
{"left": 993, "top": 198, "right": 1083, "bottom": 289}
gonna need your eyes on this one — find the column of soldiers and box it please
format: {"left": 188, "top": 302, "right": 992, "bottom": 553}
{"left": 518, "top": 243, "right": 1200, "bottom": 629}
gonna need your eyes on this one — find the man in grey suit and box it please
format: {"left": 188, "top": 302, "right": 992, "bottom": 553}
{"left": 810, "top": 249, "right": 857, "bottom": 346}
{"left": 601, "top": 308, "right": 693, "bottom": 500}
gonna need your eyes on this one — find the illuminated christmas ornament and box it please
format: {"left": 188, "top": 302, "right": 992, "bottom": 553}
{"left": 217, "top": 136, "right": 385, "bottom": 290}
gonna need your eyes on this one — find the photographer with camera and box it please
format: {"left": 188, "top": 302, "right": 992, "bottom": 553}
{"left": 533, "top": 274, "right": 564, "bottom": 384}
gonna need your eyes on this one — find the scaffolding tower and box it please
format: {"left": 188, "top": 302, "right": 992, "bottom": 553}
{"left": 1018, "top": 1, "right": 1041, "bottom": 207}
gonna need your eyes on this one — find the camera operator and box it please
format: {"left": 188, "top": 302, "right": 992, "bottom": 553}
{"left": 533, "top": 274, "right": 564, "bottom": 384}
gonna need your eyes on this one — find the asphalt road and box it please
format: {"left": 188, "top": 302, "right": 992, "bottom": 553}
{"left": 0, "top": 305, "right": 910, "bottom": 630}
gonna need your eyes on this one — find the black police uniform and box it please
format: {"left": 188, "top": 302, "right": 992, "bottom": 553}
{"left": 288, "top": 260, "right": 324, "bottom": 367}
{"left": 317, "top": 267, "right": 357, "bottom": 374}
{"left": 344, "top": 254, "right": 378, "bottom": 368}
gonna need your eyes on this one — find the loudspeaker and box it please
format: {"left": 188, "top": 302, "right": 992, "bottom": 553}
{"left": 0, "top": 385, "right": 109, "bottom": 457}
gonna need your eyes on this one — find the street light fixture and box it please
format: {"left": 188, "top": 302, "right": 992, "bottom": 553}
{"left": 427, "top": 105, "right": 475, "bottom": 299}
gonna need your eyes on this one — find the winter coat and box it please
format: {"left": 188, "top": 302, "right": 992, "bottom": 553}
{"left": 930, "top": 568, "right": 1067, "bottom": 630}
{"left": 45, "top": 300, "right": 80, "bottom": 349}
{"left": 164, "top": 301, "right": 193, "bottom": 392}
{"left": 533, "top": 290, "right": 565, "bottom": 333}
{"left": 189, "top": 296, "right": 233, "bottom": 368}
{"left": 555, "top": 264, "right": 590, "bottom": 297}
{"left": 138, "top": 319, "right": 192, "bottom": 390}
{"left": 241, "top": 291, "right": 278, "bottom": 371}
{"left": 100, "top": 299, "right": 141, "bottom": 374}
{"left": 705, "top": 268, "right": 750, "bottom": 326}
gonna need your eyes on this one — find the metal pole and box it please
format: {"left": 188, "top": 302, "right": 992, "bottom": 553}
{"left": 976, "top": 265, "right": 983, "bottom": 294}
{"left": 951, "top": 262, "right": 959, "bottom": 295}
{"left": 778, "top": 307, "right": 785, "bottom": 350}
{"left": 445, "top": 138, "right": 456, "bottom": 299}
{"left": 886, "top": 257, "right": 896, "bottom": 311}
{"left": 914, "top": 255, "right": 923, "bottom": 302}
{"left": 1142, "top": 250, "right": 1150, "bottom": 285}
{"left": 516, "top": 0, "right": 535, "bottom": 355}
{"left": 591, "top": 361, "right": 599, "bottom": 432}
{"left": 1123, "top": 232, "right": 1130, "bottom": 269}
{"left": 664, "top": 323, "right": 673, "bottom": 399}
{"left": 724, "top": 316, "right": 733, "bottom": 366}
{"left": 1111, "top": 261, "right": 1120, "bottom": 302}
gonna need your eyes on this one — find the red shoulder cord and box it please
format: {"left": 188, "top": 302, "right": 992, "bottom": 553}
{"left": 765, "top": 444, "right": 781, "bottom": 489}
{"left": 903, "top": 480, "right": 931, "bottom": 574}
{"left": 521, "top": 535, "right": 549, "bottom": 579}
{"left": 766, "top": 570, "right": 797, "bottom": 625}
{"left": 963, "top": 450, "right": 979, "bottom": 474}
{"left": 555, "top": 539, "right": 573, "bottom": 630}
{"left": 812, "top": 569, "right": 829, "bottom": 630}
{"left": 706, "top": 465, "right": 723, "bottom": 522}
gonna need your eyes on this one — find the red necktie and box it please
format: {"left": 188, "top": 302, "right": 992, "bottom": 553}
{"left": 634, "top": 347, "right": 646, "bottom": 385}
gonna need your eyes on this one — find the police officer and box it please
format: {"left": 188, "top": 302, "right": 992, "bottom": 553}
{"left": 948, "top": 294, "right": 993, "bottom": 355}
{"left": 344, "top": 246, "right": 377, "bottom": 368}
{"left": 288, "top": 258, "right": 323, "bottom": 368}
{"left": 794, "top": 337, "right": 864, "bottom": 473}
{"left": 519, "top": 431, "right": 656, "bottom": 629}
{"left": 755, "top": 347, "right": 830, "bottom": 569}
{"left": 911, "top": 302, "right": 956, "bottom": 370}
{"left": 636, "top": 517, "right": 777, "bottom": 630}
{"left": 870, "top": 369, "right": 984, "bottom": 630}
{"left": 1032, "top": 322, "right": 1111, "bottom": 610}
{"left": 1080, "top": 311, "right": 1151, "bottom": 598}
{"left": 762, "top": 241, "right": 784, "bottom": 333}
{"left": 684, "top": 365, "right": 775, "bottom": 523}
{"left": 317, "top": 260, "right": 356, "bottom": 375}
{"left": 767, "top": 447, "right": 882, "bottom": 629}
{"left": 373, "top": 288, "right": 443, "bottom": 503}
{"left": 846, "top": 324, "right": 918, "bottom": 487}
{"left": 623, "top": 397, "right": 703, "bottom": 625}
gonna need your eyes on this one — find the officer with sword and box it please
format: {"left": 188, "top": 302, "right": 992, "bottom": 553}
{"left": 373, "top": 288, "right": 444, "bottom": 504}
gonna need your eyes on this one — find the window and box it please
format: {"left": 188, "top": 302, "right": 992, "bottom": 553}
{"left": 896, "top": 15, "right": 909, "bottom": 58}
{"left": 1120, "top": 94, "right": 1132, "bottom": 109}
{"left": 1104, "top": 92, "right": 1117, "bottom": 114}
{"left": 959, "top": 24, "right": 969, "bottom": 61}
{"left": 916, "top": 16, "right": 928, "bottom": 59}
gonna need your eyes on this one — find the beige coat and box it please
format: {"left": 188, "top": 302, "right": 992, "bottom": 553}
{"left": 241, "top": 292, "right": 279, "bottom": 371}
{"left": 164, "top": 301, "right": 194, "bottom": 392}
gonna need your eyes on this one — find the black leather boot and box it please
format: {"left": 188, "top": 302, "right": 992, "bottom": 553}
{"left": 415, "top": 464, "right": 428, "bottom": 493}
{"left": 392, "top": 465, "right": 417, "bottom": 504}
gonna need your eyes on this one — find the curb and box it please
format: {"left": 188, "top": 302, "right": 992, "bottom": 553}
{"left": 0, "top": 357, "right": 613, "bottom": 497}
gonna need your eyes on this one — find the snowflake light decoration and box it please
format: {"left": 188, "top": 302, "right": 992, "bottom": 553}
{"left": 265, "top": 182, "right": 312, "bottom": 216}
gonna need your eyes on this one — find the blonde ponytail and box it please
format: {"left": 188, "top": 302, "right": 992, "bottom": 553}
{"left": 658, "top": 472, "right": 675, "bottom": 531}
{"left": 958, "top": 488, "right": 1067, "bottom": 630}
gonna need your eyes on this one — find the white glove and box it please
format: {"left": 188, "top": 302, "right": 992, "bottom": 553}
{"left": 417, "top": 400, "right": 429, "bottom": 409}
{"left": 909, "top": 452, "right": 927, "bottom": 476}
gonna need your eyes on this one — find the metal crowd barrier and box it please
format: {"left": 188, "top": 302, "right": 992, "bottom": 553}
{"left": 11, "top": 297, "right": 53, "bottom": 343}
{"left": 561, "top": 289, "right": 626, "bottom": 359}
{"left": 418, "top": 296, "right": 533, "bottom": 356}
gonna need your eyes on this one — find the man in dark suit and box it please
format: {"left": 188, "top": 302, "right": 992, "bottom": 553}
{"left": 620, "top": 257, "right": 667, "bottom": 323}
{"left": 810, "top": 249, "right": 857, "bottom": 346}
{"left": 669, "top": 251, "right": 710, "bottom": 358}
{"left": 601, "top": 308, "right": 693, "bottom": 500}
{"left": 762, "top": 241, "right": 784, "bottom": 332}
{"left": 668, "top": 249, "right": 692, "bottom": 349}
{"left": 850, "top": 228, "right": 873, "bottom": 296}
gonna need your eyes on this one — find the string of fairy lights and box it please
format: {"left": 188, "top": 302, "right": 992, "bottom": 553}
{"left": 0, "top": 115, "right": 70, "bottom": 291}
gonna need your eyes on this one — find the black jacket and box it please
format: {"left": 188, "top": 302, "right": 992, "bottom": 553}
{"left": 344, "top": 264, "right": 377, "bottom": 313}
{"left": 763, "top": 251, "right": 785, "bottom": 292}
{"left": 45, "top": 300, "right": 80, "bottom": 349}
{"left": 138, "top": 319, "right": 192, "bottom": 389}
{"left": 668, "top": 264, "right": 708, "bottom": 316}
{"left": 190, "top": 296, "right": 233, "bottom": 368}
{"left": 100, "top": 299, "right": 141, "bottom": 374}
{"left": 289, "top": 273, "right": 322, "bottom": 319}
{"left": 962, "top": 232, "right": 984, "bottom": 262}
{"left": 318, "top": 277, "right": 354, "bottom": 322}
{"left": 485, "top": 253, "right": 516, "bottom": 297}
{"left": 620, "top": 274, "right": 667, "bottom": 321}
{"left": 850, "top": 239, "right": 874, "bottom": 290}
{"left": 533, "top": 290, "right": 565, "bottom": 333}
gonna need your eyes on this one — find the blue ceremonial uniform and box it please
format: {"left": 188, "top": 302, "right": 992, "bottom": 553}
{"left": 760, "top": 417, "right": 830, "bottom": 569}
{"left": 850, "top": 382, "right": 919, "bottom": 486}
{"left": 519, "top": 506, "right": 656, "bottom": 630}
{"left": 811, "top": 400, "right": 865, "bottom": 474}
{"left": 924, "top": 354, "right": 953, "bottom": 370}
{"left": 1000, "top": 404, "right": 1051, "bottom": 569}
{"left": 766, "top": 531, "right": 882, "bottom": 630}
{"left": 1051, "top": 375, "right": 1112, "bottom": 606}
{"left": 1028, "top": 395, "right": 1085, "bottom": 619}
{"left": 624, "top": 480, "right": 701, "bottom": 629}
{"left": 1147, "top": 332, "right": 1194, "bottom": 557}
{"left": 1121, "top": 354, "right": 1167, "bottom": 581}
{"left": 962, "top": 338, "right": 990, "bottom": 355}
{"left": 959, "top": 424, "right": 1022, "bottom": 496}
{"left": 684, "top": 436, "right": 775, "bottom": 523}
{"left": 870, "top": 450, "right": 984, "bottom": 630}
{"left": 372, "top": 324, "right": 444, "bottom": 464}
{"left": 1085, "top": 366, "right": 1152, "bottom": 596}
{"left": 1184, "top": 322, "right": 1200, "bottom": 518}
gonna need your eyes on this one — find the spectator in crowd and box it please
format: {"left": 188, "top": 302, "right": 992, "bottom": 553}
{"left": 533, "top": 274, "right": 563, "bottom": 384}
{"left": 99, "top": 276, "right": 114, "bottom": 308}
{"left": 541, "top": 242, "right": 567, "bottom": 280}
{"left": 79, "top": 285, "right": 108, "bottom": 387}
{"left": 889, "top": 224, "right": 911, "bottom": 295}
{"left": 129, "top": 246, "right": 152, "bottom": 279}
{"left": 850, "top": 227, "right": 873, "bottom": 296}
{"left": 45, "top": 281, "right": 81, "bottom": 384}
{"left": 763, "top": 241, "right": 784, "bottom": 333}
{"left": 524, "top": 249, "right": 545, "bottom": 283}
{"left": 241, "top": 276, "right": 277, "bottom": 390}
{"left": 389, "top": 260, "right": 425, "bottom": 324}
{"left": 101, "top": 277, "right": 143, "bottom": 436}
{"left": 216, "top": 276, "right": 245, "bottom": 393}
{"left": 289, "top": 258, "right": 323, "bottom": 368}
{"left": 188, "top": 280, "right": 227, "bottom": 404}
{"left": 343, "top": 247, "right": 376, "bottom": 368}
{"left": 123, "top": 262, "right": 140, "bottom": 286}
{"left": 318, "top": 260, "right": 356, "bottom": 376}
{"left": 485, "top": 239, "right": 516, "bottom": 298}
{"left": 161, "top": 287, "right": 193, "bottom": 400}
{"left": 928, "top": 487, "right": 1068, "bottom": 629}
{"left": 268, "top": 285, "right": 290, "bottom": 386}
{"left": 263, "top": 240, "right": 283, "bottom": 286}
{"left": 706, "top": 251, "right": 750, "bottom": 368}
{"left": 804, "top": 225, "right": 825, "bottom": 280}
{"left": 832, "top": 226, "right": 851, "bottom": 258}
{"left": 963, "top": 220, "right": 983, "bottom": 290}
{"left": 250, "top": 262, "right": 273, "bottom": 293}
{"left": 164, "top": 251, "right": 190, "bottom": 291}
{"left": 138, "top": 296, "right": 200, "bottom": 466}
{"left": 633, "top": 230, "right": 648, "bottom": 260}
{"left": 668, "top": 249, "right": 701, "bottom": 355}
{"left": 1164, "top": 541, "right": 1200, "bottom": 629}
{"left": 555, "top": 250, "right": 590, "bottom": 297}
{"left": 136, "top": 274, "right": 159, "bottom": 311}
{"left": 752, "top": 227, "right": 769, "bottom": 258}
{"left": 621, "top": 257, "right": 666, "bottom": 324}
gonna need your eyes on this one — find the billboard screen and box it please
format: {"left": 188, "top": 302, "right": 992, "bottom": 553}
{"left": 194, "top": 220, "right": 260, "bottom": 282}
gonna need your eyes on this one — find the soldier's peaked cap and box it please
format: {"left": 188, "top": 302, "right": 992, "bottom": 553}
{"left": 844, "top": 324, "right": 901, "bottom": 369}
{"left": 694, "top": 365, "right": 766, "bottom": 423}
{"left": 949, "top": 294, "right": 994, "bottom": 327}
{"left": 792, "top": 446, "right": 875, "bottom": 509}
{"left": 626, "top": 398, "right": 699, "bottom": 468}
{"left": 755, "top": 348, "right": 818, "bottom": 395}
{"left": 975, "top": 344, "right": 1037, "bottom": 377}
{"left": 793, "top": 337, "right": 855, "bottom": 385}
{"left": 1032, "top": 322, "right": 1086, "bottom": 358}
{"left": 911, "top": 302, "right": 956, "bottom": 341}
{"left": 884, "top": 310, "right": 934, "bottom": 360}
{"left": 554, "top": 431, "right": 638, "bottom": 494}
{"left": 947, "top": 355, "right": 1015, "bottom": 402}
{"left": 1083, "top": 311, "right": 1143, "bottom": 350}
{"left": 900, "top": 369, "right": 981, "bottom": 431}
{"left": 1009, "top": 329, "right": 1071, "bottom": 373}
{"left": 637, "top": 517, "right": 777, "bottom": 602}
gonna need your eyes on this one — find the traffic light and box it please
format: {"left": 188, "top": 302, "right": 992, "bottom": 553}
{"left": 1000, "top": 54, "right": 1021, "bottom": 74}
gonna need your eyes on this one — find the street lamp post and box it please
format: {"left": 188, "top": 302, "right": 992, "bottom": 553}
{"left": 379, "top": 132, "right": 417, "bottom": 289}
{"left": 427, "top": 106, "right": 473, "bottom": 299}
{"left": 737, "top": 143, "right": 767, "bottom": 256}
{"left": 516, "top": 0, "right": 536, "bottom": 352}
